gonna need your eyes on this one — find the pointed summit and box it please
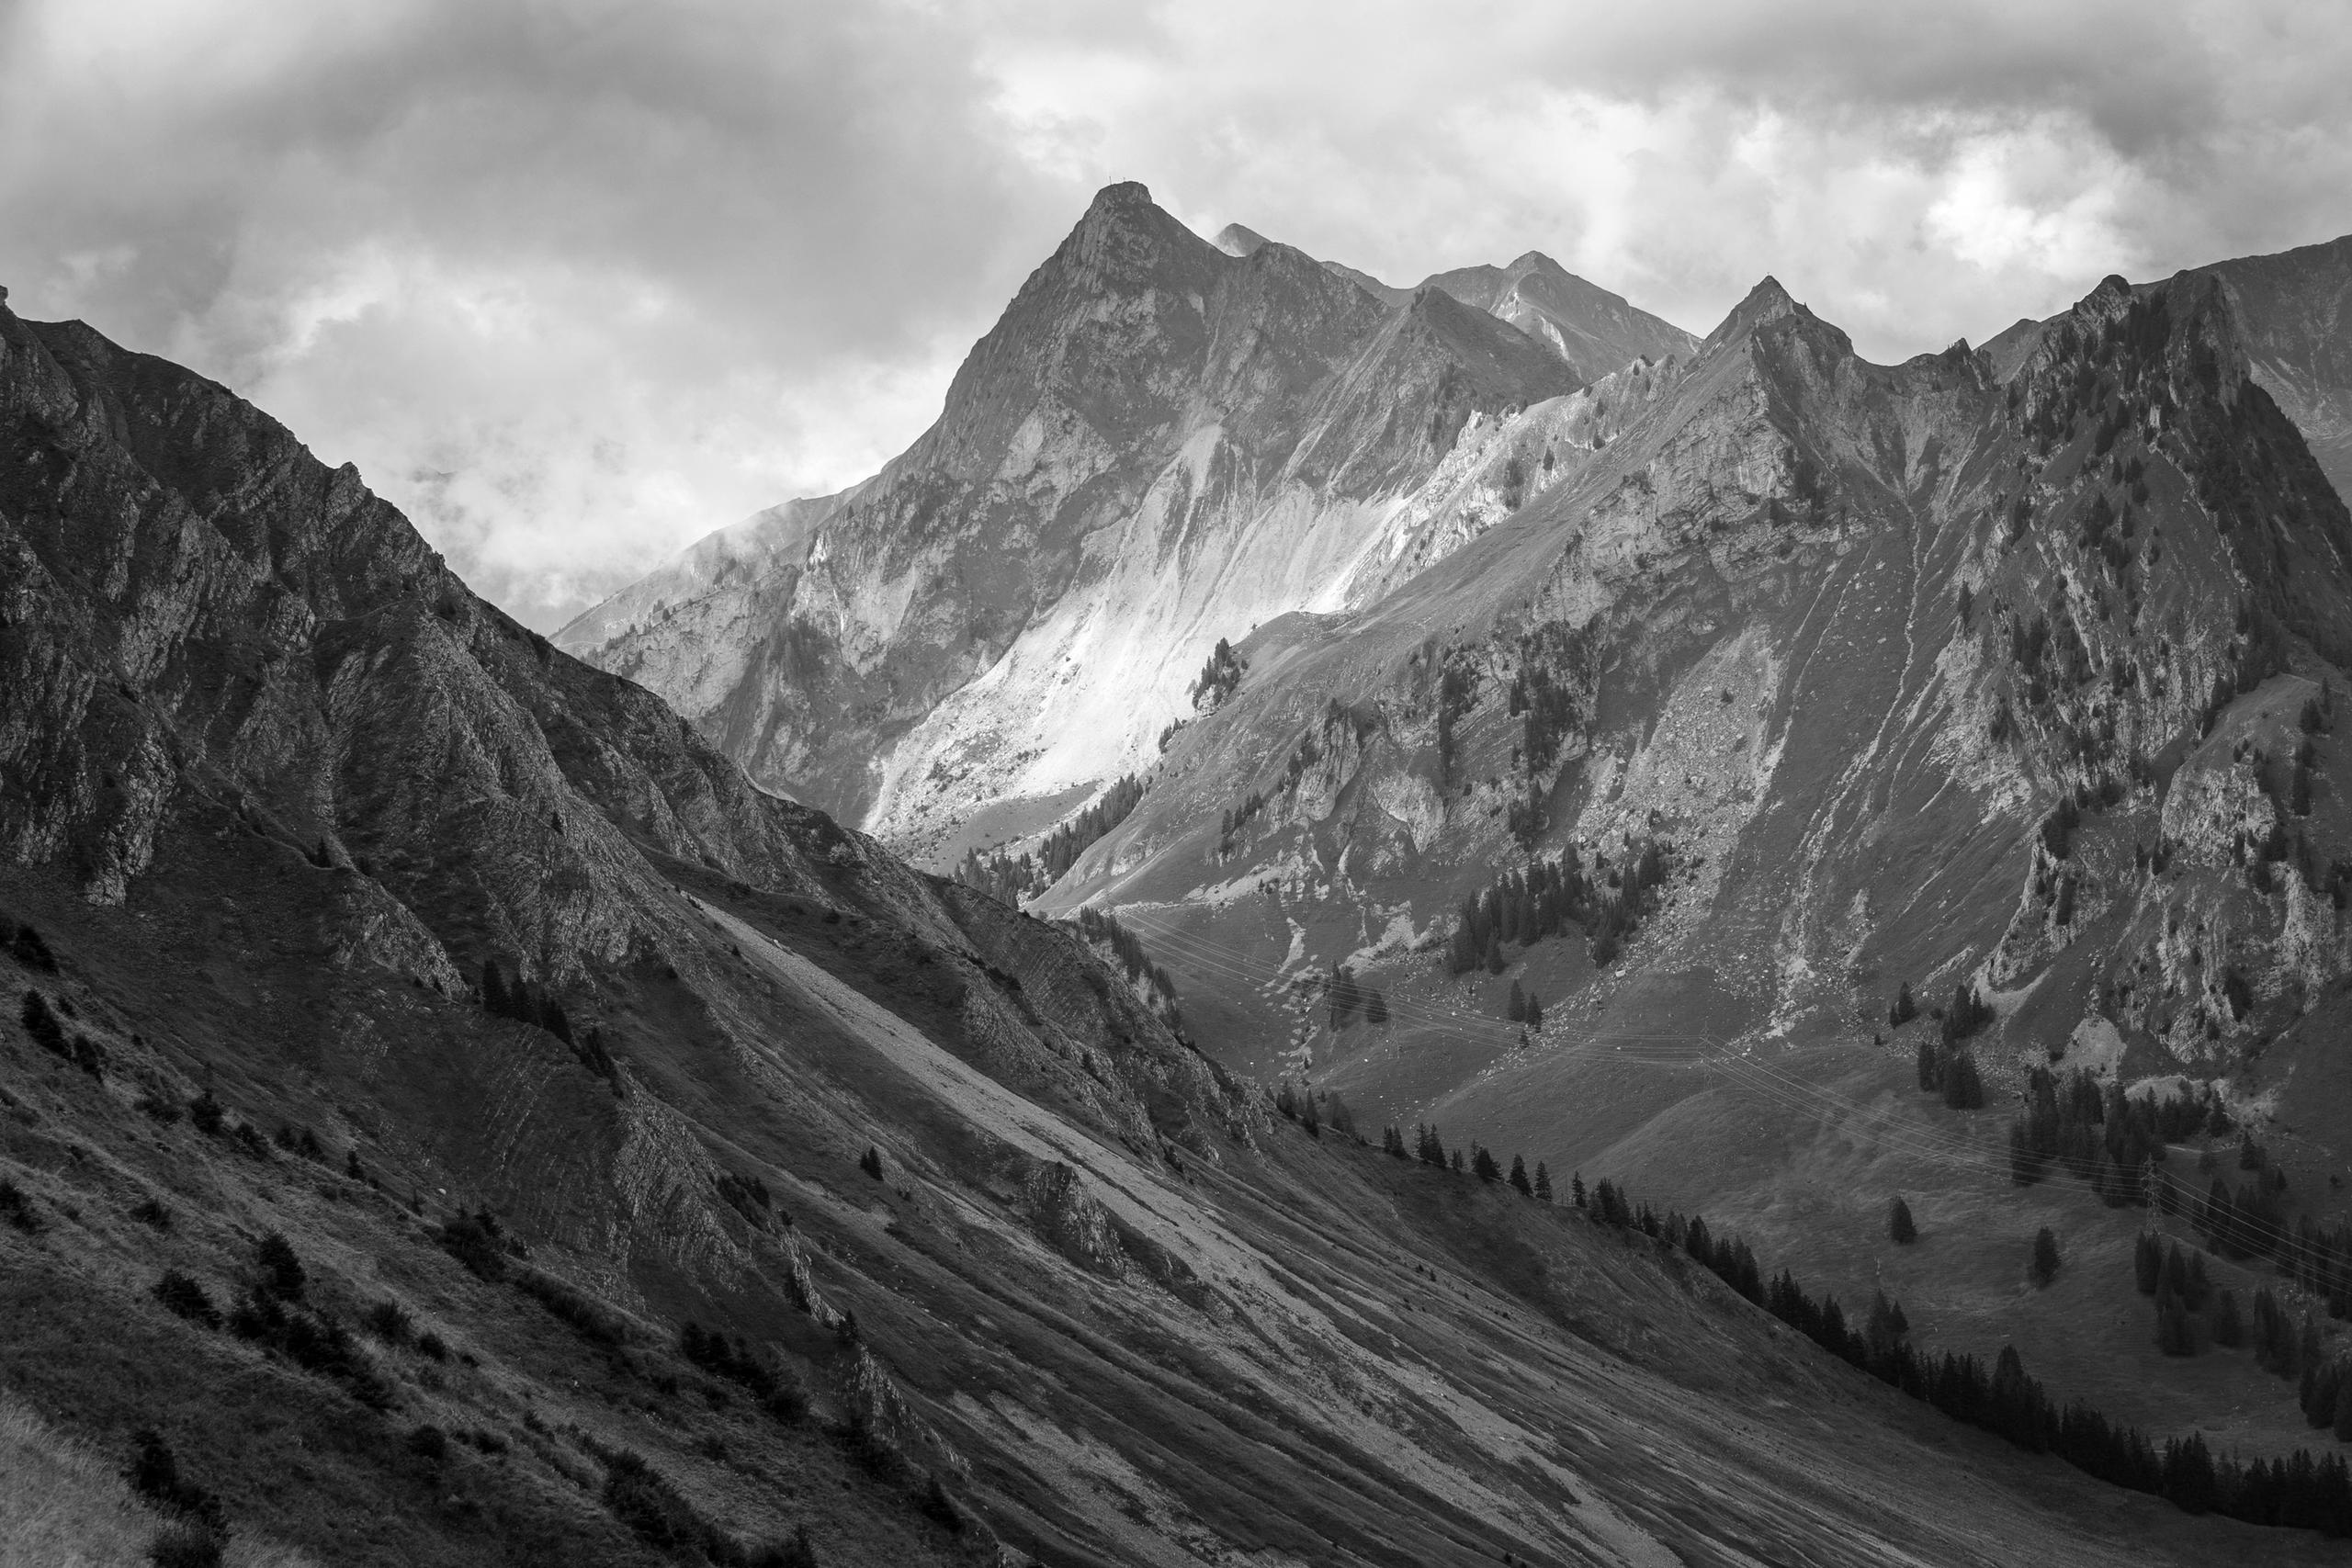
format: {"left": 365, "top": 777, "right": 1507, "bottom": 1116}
{"left": 1216, "top": 222, "right": 1270, "bottom": 259}
{"left": 1704, "top": 276, "right": 1803, "bottom": 347}
{"left": 1045, "top": 179, "right": 1223, "bottom": 296}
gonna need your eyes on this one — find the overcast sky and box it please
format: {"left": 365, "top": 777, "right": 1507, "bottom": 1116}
{"left": 5, "top": 1, "right": 2347, "bottom": 629}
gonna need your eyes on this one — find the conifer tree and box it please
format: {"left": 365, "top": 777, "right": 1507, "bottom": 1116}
{"left": 2211, "top": 1288, "right": 2244, "bottom": 1348}
{"left": 1450, "top": 1148, "right": 1465, "bottom": 1174}
{"left": 1472, "top": 1145, "right": 1500, "bottom": 1182}
{"left": 1570, "top": 1171, "right": 1586, "bottom": 1209}
{"left": 1508, "top": 1156, "right": 1532, "bottom": 1196}
{"left": 1887, "top": 1196, "right": 1917, "bottom": 1245}
{"left": 1525, "top": 992, "right": 1543, "bottom": 1031}
{"left": 1506, "top": 980, "right": 1526, "bottom": 1023}
{"left": 1890, "top": 981, "right": 1917, "bottom": 1026}
{"left": 1533, "top": 1162, "right": 1553, "bottom": 1202}
{"left": 2030, "top": 1226, "right": 2061, "bottom": 1287}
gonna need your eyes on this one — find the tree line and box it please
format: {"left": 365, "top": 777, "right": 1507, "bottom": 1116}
{"left": 1329, "top": 1107, "right": 2352, "bottom": 1536}
{"left": 1445, "top": 839, "right": 1670, "bottom": 977}
{"left": 956, "top": 774, "right": 1147, "bottom": 904}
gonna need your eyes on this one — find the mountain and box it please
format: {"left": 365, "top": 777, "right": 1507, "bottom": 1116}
{"left": 1031, "top": 255, "right": 2352, "bottom": 1454}
{"left": 1418, "top": 251, "right": 1702, "bottom": 386}
{"left": 557, "top": 186, "right": 1691, "bottom": 866}
{"left": 1980, "top": 234, "right": 2352, "bottom": 508}
{"left": 6, "top": 290, "right": 2346, "bottom": 1559}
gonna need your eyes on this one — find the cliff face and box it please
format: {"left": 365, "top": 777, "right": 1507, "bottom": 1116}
{"left": 3, "top": 293, "right": 2289, "bottom": 1568}
{"left": 2199, "top": 233, "right": 2352, "bottom": 510}
{"left": 555, "top": 185, "right": 1702, "bottom": 857}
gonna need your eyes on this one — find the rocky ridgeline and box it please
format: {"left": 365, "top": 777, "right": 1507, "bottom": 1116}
{"left": 556, "top": 184, "right": 1692, "bottom": 856}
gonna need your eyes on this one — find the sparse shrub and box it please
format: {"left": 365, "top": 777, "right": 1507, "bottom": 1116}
{"left": 406, "top": 1425, "right": 450, "bottom": 1463}
{"left": 463, "top": 1427, "right": 509, "bottom": 1456}
{"left": 11, "top": 924, "right": 58, "bottom": 972}
{"left": 137, "top": 1089, "right": 183, "bottom": 1123}
{"left": 917, "top": 1471, "right": 963, "bottom": 1532}
{"left": 597, "top": 1447, "right": 711, "bottom": 1551}
{"left": 125, "top": 1428, "right": 225, "bottom": 1531}
{"left": 0, "top": 1178, "right": 44, "bottom": 1235}
{"left": 858, "top": 1147, "right": 883, "bottom": 1181}
{"left": 253, "top": 1233, "right": 305, "bottom": 1302}
{"left": 1887, "top": 1196, "right": 1917, "bottom": 1245}
{"left": 227, "top": 1290, "right": 394, "bottom": 1409}
{"left": 153, "top": 1271, "right": 221, "bottom": 1328}
{"left": 19, "top": 988, "right": 67, "bottom": 1057}
{"left": 415, "top": 1331, "right": 450, "bottom": 1362}
{"left": 514, "top": 1269, "right": 631, "bottom": 1347}
{"left": 363, "top": 1300, "right": 415, "bottom": 1347}
{"left": 436, "top": 1209, "right": 510, "bottom": 1281}
{"left": 130, "top": 1198, "right": 174, "bottom": 1230}
{"left": 186, "top": 1090, "right": 223, "bottom": 1135}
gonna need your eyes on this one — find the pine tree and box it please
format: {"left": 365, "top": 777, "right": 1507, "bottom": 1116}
{"left": 1570, "top": 1171, "right": 1587, "bottom": 1209}
{"left": 1525, "top": 992, "right": 1543, "bottom": 1031}
{"left": 1890, "top": 981, "right": 1917, "bottom": 1026}
{"left": 2030, "top": 1226, "right": 2061, "bottom": 1287}
{"left": 1533, "top": 1162, "right": 1553, "bottom": 1202}
{"left": 2133, "top": 1231, "right": 2163, "bottom": 1294}
{"left": 1506, "top": 980, "right": 1526, "bottom": 1023}
{"left": 1450, "top": 1148, "right": 1465, "bottom": 1174}
{"left": 1365, "top": 990, "right": 1389, "bottom": 1026}
{"left": 2211, "top": 1288, "right": 2244, "bottom": 1348}
{"left": 1887, "top": 1196, "right": 1917, "bottom": 1245}
{"left": 1508, "top": 1156, "right": 1532, "bottom": 1197}
{"left": 1472, "top": 1145, "right": 1500, "bottom": 1183}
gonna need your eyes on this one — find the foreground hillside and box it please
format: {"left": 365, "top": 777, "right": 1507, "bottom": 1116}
{"left": 4, "top": 298, "right": 2345, "bottom": 1562}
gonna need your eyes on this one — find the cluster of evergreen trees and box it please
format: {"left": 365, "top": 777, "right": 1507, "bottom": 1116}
{"left": 1434, "top": 649, "right": 1480, "bottom": 783}
{"left": 1191, "top": 638, "right": 1246, "bottom": 709}
{"left": 1443, "top": 840, "right": 1669, "bottom": 976}
{"left": 1071, "top": 906, "right": 1181, "bottom": 1018}
{"left": 1383, "top": 1122, "right": 1553, "bottom": 1201}
{"left": 956, "top": 774, "right": 1147, "bottom": 904}
{"left": 19, "top": 987, "right": 103, "bottom": 1077}
{"left": 1342, "top": 1097, "right": 2352, "bottom": 1531}
{"left": 1324, "top": 964, "right": 1388, "bottom": 1031}
{"left": 1507, "top": 660, "right": 1577, "bottom": 777}
{"left": 1572, "top": 1169, "right": 2352, "bottom": 1533}
{"left": 481, "top": 960, "right": 618, "bottom": 1085}
{"left": 2007, "top": 1066, "right": 2219, "bottom": 1194}
{"left": 1914, "top": 1037, "right": 1984, "bottom": 1109}
{"left": 1275, "top": 1080, "right": 1357, "bottom": 1139}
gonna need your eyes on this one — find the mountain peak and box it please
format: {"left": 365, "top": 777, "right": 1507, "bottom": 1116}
{"left": 1504, "top": 250, "right": 1566, "bottom": 279}
{"left": 1216, "top": 222, "right": 1270, "bottom": 258}
{"left": 1085, "top": 179, "right": 1157, "bottom": 217}
{"left": 1704, "top": 276, "right": 1804, "bottom": 345}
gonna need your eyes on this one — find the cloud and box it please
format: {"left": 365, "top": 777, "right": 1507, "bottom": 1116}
{"left": 3, "top": 0, "right": 2346, "bottom": 626}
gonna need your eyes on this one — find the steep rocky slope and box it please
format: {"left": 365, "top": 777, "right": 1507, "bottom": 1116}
{"left": 1034, "top": 255, "right": 2352, "bottom": 1446}
{"left": 13, "top": 293, "right": 2336, "bottom": 1562}
{"left": 1216, "top": 223, "right": 1699, "bottom": 389}
{"left": 558, "top": 186, "right": 1694, "bottom": 864}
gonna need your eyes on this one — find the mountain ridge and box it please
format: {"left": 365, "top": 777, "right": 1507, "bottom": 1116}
{"left": 12, "top": 286, "right": 2339, "bottom": 1563}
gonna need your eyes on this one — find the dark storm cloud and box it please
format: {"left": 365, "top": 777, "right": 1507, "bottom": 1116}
{"left": 3, "top": 1, "right": 2346, "bottom": 627}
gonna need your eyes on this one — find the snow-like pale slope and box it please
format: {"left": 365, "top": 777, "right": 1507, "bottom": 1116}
{"left": 560, "top": 182, "right": 1698, "bottom": 841}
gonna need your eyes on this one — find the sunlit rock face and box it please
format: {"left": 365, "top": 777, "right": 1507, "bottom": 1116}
{"left": 557, "top": 184, "right": 1692, "bottom": 861}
